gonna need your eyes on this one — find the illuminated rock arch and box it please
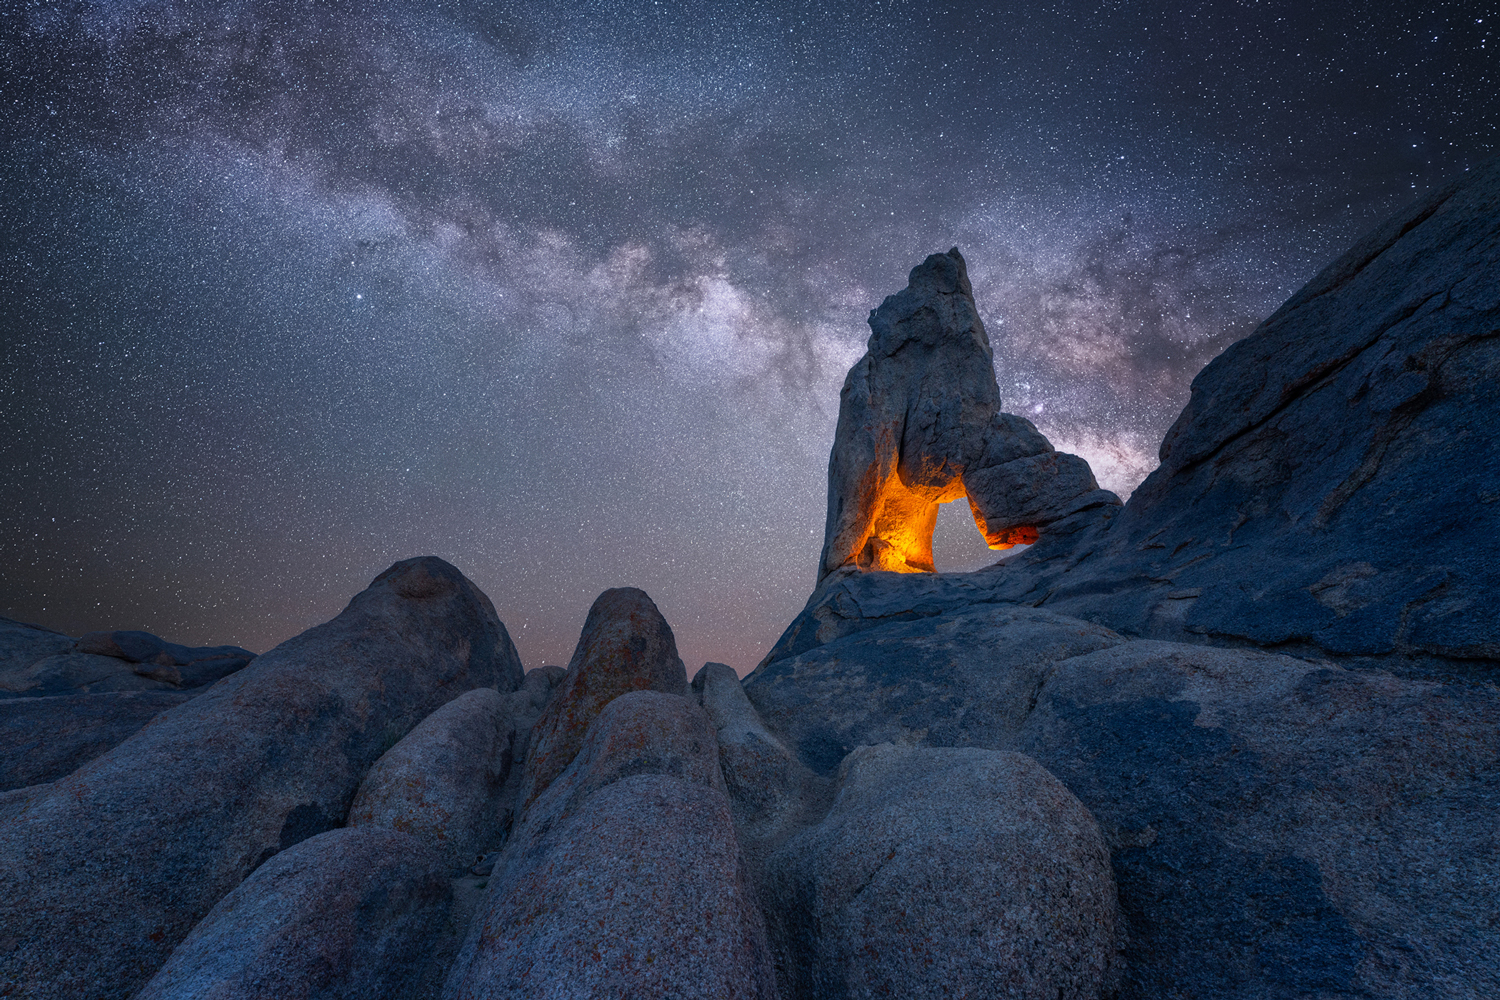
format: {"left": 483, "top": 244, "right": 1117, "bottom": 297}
{"left": 818, "top": 248, "right": 1118, "bottom": 583}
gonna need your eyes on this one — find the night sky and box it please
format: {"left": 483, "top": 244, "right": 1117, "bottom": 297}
{"left": 2, "top": 1, "right": 1494, "bottom": 674}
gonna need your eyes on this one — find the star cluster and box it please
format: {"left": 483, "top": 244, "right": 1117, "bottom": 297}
{"left": 2, "top": 0, "right": 1493, "bottom": 672}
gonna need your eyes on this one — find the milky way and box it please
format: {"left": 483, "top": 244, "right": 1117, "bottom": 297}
{"left": 2, "top": 0, "right": 1494, "bottom": 672}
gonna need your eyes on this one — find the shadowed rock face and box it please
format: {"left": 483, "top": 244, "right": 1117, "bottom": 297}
{"left": 0, "top": 555, "right": 522, "bottom": 1000}
{"left": 136, "top": 828, "right": 453, "bottom": 1000}
{"left": 819, "top": 247, "right": 1117, "bottom": 582}
{"left": 516, "top": 587, "right": 687, "bottom": 810}
{"left": 766, "top": 745, "right": 1118, "bottom": 1000}
{"left": 347, "top": 687, "right": 517, "bottom": 869}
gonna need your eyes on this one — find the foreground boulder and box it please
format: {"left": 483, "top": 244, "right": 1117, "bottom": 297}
{"left": 137, "top": 827, "right": 453, "bottom": 1000}
{"left": 347, "top": 687, "right": 517, "bottom": 869}
{"left": 516, "top": 588, "right": 687, "bottom": 809}
{"left": 1016, "top": 641, "right": 1499, "bottom": 997}
{"left": 819, "top": 247, "right": 1117, "bottom": 580}
{"left": 445, "top": 691, "right": 777, "bottom": 1000}
{"left": 765, "top": 744, "right": 1118, "bottom": 1000}
{"left": 745, "top": 614, "right": 1500, "bottom": 998}
{"left": 0, "top": 556, "right": 522, "bottom": 1000}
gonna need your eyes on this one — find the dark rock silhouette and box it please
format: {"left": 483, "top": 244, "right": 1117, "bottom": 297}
{"left": 74, "top": 629, "right": 255, "bottom": 686}
{"left": 0, "top": 616, "right": 254, "bottom": 699}
{"left": 0, "top": 556, "right": 522, "bottom": 1000}
{"left": 819, "top": 247, "right": 1118, "bottom": 581}
{"left": 135, "top": 828, "right": 453, "bottom": 1000}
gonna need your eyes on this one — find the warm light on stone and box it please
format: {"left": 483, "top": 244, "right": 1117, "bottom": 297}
{"left": 819, "top": 248, "right": 1118, "bottom": 582}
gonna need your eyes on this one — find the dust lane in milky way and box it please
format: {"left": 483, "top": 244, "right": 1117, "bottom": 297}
{"left": 1, "top": 1, "right": 1492, "bottom": 672}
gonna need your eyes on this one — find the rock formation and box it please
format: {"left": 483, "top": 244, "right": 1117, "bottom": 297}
{"left": 445, "top": 691, "right": 778, "bottom": 1000}
{"left": 745, "top": 161, "right": 1500, "bottom": 998}
{"left": 818, "top": 247, "right": 1118, "bottom": 581}
{"left": 795, "top": 160, "right": 1500, "bottom": 681}
{"left": 73, "top": 629, "right": 255, "bottom": 687}
{"left": 347, "top": 686, "right": 518, "bottom": 868}
{"left": 691, "top": 662, "right": 809, "bottom": 829}
{"left": 0, "top": 556, "right": 522, "bottom": 1000}
{"left": 516, "top": 586, "right": 688, "bottom": 810}
{"left": 746, "top": 613, "right": 1500, "bottom": 996}
{"left": 766, "top": 745, "right": 1119, "bottom": 1000}
{"left": 135, "top": 828, "right": 454, "bottom": 1000}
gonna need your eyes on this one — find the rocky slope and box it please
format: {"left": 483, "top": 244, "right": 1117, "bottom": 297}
{"left": 744, "top": 160, "right": 1500, "bottom": 998}
{"left": 777, "top": 158, "right": 1500, "bottom": 682}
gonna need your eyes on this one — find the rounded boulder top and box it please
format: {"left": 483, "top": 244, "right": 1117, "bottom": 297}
{"left": 372, "top": 556, "right": 469, "bottom": 601}
{"left": 516, "top": 587, "right": 688, "bottom": 810}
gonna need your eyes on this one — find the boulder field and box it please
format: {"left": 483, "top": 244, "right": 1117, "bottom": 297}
{"left": 1, "top": 161, "right": 1497, "bottom": 999}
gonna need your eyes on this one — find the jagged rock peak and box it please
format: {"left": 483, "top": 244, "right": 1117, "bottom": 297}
{"left": 818, "top": 247, "right": 1118, "bottom": 583}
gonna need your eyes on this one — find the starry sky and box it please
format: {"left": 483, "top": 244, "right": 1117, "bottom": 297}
{"left": 2, "top": 1, "right": 1494, "bottom": 674}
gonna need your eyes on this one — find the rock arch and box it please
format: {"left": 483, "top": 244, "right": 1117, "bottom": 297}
{"left": 818, "top": 248, "right": 1118, "bottom": 583}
